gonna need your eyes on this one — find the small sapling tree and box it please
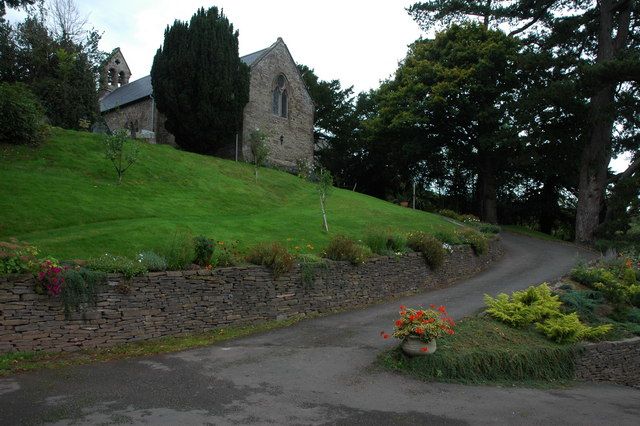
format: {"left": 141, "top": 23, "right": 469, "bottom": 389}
{"left": 249, "top": 129, "right": 269, "bottom": 181}
{"left": 104, "top": 130, "right": 139, "bottom": 184}
{"left": 316, "top": 166, "right": 333, "bottom": 232}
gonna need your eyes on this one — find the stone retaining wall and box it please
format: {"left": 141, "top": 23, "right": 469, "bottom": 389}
{"left": 575, "top": 337, "right": 640, "bottom": 388}
{"left": 0, "top": 241, "right": 503, "bottom": 353}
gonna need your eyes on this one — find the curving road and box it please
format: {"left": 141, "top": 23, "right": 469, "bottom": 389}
{"left": 1, "top": 232, "right": 639, "bottom": 425}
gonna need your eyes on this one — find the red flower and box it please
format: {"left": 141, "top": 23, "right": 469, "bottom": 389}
{"left": 415, "top": 327, "right": 424, "bottom": 335}
{"left": 400, "top": 305, "right": 406, "bottom": 310}
{"left": 383, "top": 333, "right": 390, "bottom": 339}
{"left": 408, "top": 315, "right": 416, "bottom": 321}
{"left": 430, "top": 304, "right": 435, "bottom": 309}
{"left": 420, "top": 347, "right": 429, "bottom": 352}
{"left": 438, "top": 305, "right": 446, "bottom": 313}
{"left": 395, "top": 320, "right": 404, "bottom": 327}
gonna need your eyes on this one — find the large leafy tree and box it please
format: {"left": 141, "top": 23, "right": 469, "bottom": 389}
{"left": 364, "top": 24, "right": 521, "bottom": 223}
{"left": 0, "top": 1, "right": 102, "bottom": 128}
{"left": 408, "top": 0, "right": 640, "bottom": 243}
{"left": 0, "top": 0, "right": 35, "bottom": 16}
{"left": 297, "top": 64, "right": 366, "bottom": 188}
{"left": 151, "top": 7, "right": 250, "bottom": 154}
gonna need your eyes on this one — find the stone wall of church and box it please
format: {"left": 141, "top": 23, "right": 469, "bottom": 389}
{"left": 102, "top": 99, "right": 153, "bottom": 139}
{"left": 241, "top": 42, "right": 314, "bottom": 168}
{"left": 102, "top": 100, "right": 174, "bottom": 146}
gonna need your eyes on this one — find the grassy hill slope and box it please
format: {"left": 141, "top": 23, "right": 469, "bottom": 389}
{"left": 0, "top": 129, "right": 455, "bottom": 259}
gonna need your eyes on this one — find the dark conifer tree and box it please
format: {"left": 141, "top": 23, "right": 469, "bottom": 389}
{"left": 151, "top": 7, "right": 250, "bottom": 154}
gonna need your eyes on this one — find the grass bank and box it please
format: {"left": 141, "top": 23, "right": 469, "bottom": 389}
{"left": 0, "top": 128, "right": 455, "bottom": 259}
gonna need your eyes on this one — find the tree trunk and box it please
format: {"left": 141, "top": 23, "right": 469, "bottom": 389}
{"left": 478, "top": 155, "right": 498, "bottom": 224}
{"left": 575, "top": 0, "right": 631, "bottom": 244}
{"left": 539, "top": 178, "right": 559, "bottom": 234}
{"left": 320, "top": 196, "right": 329, "bottom": 232}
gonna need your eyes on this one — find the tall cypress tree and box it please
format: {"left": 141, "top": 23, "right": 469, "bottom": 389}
{"left": 151, "top": 7, "right": 250, "bottom": 154}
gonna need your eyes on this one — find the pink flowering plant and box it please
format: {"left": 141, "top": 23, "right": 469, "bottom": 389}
{"left": 381, "top": 304, "right": 455, "bottom": 344}
{"left": 35, "top": 258, "right": 67, "bottom": 296}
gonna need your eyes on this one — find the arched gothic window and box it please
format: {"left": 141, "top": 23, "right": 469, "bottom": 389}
{"left": 272, "top": 74, "right": 288, "bottom": 118}
{"left": 118, "top": 71, "right": 126, "bottom": 87}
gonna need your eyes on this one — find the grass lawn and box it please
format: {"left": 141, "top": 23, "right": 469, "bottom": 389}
{"left": 378, "top": 316, "right": 579, "bottom": 387}
{"left": 0, "top": 128, "right": 455, "bottom": 260}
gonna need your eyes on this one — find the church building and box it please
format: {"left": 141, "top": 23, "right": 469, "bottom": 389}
{"left": 99, "top": 38, "right": 315, "bottom": 169}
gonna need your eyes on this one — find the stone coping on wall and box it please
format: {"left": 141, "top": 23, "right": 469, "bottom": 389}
{"left": 0, "top": 240, "right": 504, "bottom": 353}
{"left": 575, "top": 337, "right": 640, "bottom": 388}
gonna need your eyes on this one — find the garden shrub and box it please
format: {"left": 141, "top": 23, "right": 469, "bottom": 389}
{"left": 571, "top": 265, "right": 617, "bottom": 288}
{"left": 60, "top": 268, "right": 106, "bottom": 317}
{"left": 162, "top": 228, "right": 195, "bottom": 270}
{"left": 572, "top": 263, "right": 640, "bottom": 306}
{"left": 323, "top": 235, "right": 371, "bottom": 265}
{"left": 535, "top": 313, "right": 612, "bottom": 343}
{"left": 484, "top": 284, "right": 562, "bottom": 327}
{"left": 0, "top": 82, "right": 48, "bottom": 146}
{"left": 433, "top": 229, "right": 462, "bottom": 245}
{"left": 87, "top": 254, "right": 147, "bottom": 279}
{"left": 137, "top": 251, "right": 167, "bottom": 272}
{"left": 0, "top": 240, "right": 39, "bottom": 275}
{"left": 363, "top": 230, "right": 407, "bottom": 255}
{"left": 457, "top": 227, "right": 489, "bottom": 255}
{"left": 460, "top": 214, "right": 480, "bottom": 224}
{"left": 297, "top": 254, "right": 328, "bottom": 287}
{"left": 623, "top": 267, "right": 637, "bottom": 286}
{"left": 407, "top": 232, "right": 445, "bottom": 270}
{"left": 626, "top": 307, "right": 640, "bottom": 324}
{"left": 211, "top": 241, "right": 241, "bottom": 268}
{"left": 193, "top": 235, "right": 214, "bottom": 266}
{"left": 477, "top": 223, "right": 501, "bottom": 234}
{"left": 438, "top": 209, "right": 463, "bottom": 221}
{"left": 246, "top": 242, "right": 294, "bottom": 278}
{"left": 559, "top": 289, "right": 604, "bottom": 323}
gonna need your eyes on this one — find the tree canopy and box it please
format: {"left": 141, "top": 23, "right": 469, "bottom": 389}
{"left": 0, "top": 1, "right": 102, "bottom": 129}
{"left": 151, "top": 7, "right": 250, "bottom": 154}
{"left": 407, "top": 0, "right": 640, "bottom": 243}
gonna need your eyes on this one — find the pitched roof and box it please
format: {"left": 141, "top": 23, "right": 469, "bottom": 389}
{"left": 100, "top": 46, "right": 272, "bottom": 113}
{"left": 99, "top": 75, "right": 152, "bottom": 112}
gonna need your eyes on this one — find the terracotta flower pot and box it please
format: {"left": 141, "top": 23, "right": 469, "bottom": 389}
{"left": 401, "top": 335, "right": 437, "bottom": 356}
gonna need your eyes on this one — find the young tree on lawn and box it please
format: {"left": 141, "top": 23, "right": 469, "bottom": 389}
{"left": 249, "top": 129, "right": 269, "bottom": 182}
{"left": 316, "top": 166, "right": 333, "bottom": 233}
{"left": 104, "top": 130, "right": 139, "bottom": 184}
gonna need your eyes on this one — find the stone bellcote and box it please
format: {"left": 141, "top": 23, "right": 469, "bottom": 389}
{"left": 100, "top": 48, "right": 132, "bottom": 98}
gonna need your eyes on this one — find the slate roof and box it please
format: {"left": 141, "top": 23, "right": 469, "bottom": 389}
{"left": 99, "top": 75, "right": 152, "bottom": 112}
{"left": 100, "top": 46, "right": 272, "bottom": 113}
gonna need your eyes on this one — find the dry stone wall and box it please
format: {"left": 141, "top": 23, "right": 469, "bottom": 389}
{"left": 0, "top": 242, "right": 503, "bottom": 353}
{"left": 575, "top": 337, "right": 640, "bottom": 388}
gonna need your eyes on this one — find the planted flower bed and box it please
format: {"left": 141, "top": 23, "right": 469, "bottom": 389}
{"left": 379, "top": 253, "right": 640, "bottom": 387}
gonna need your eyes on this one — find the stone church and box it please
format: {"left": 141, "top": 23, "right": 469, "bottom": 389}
{"left": 99, "top": 38, "right": 314, "bottom": 168}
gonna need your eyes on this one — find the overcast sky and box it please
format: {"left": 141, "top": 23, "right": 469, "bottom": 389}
{"left": 9, "top": 0, "right": 423, "bottom": 94}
